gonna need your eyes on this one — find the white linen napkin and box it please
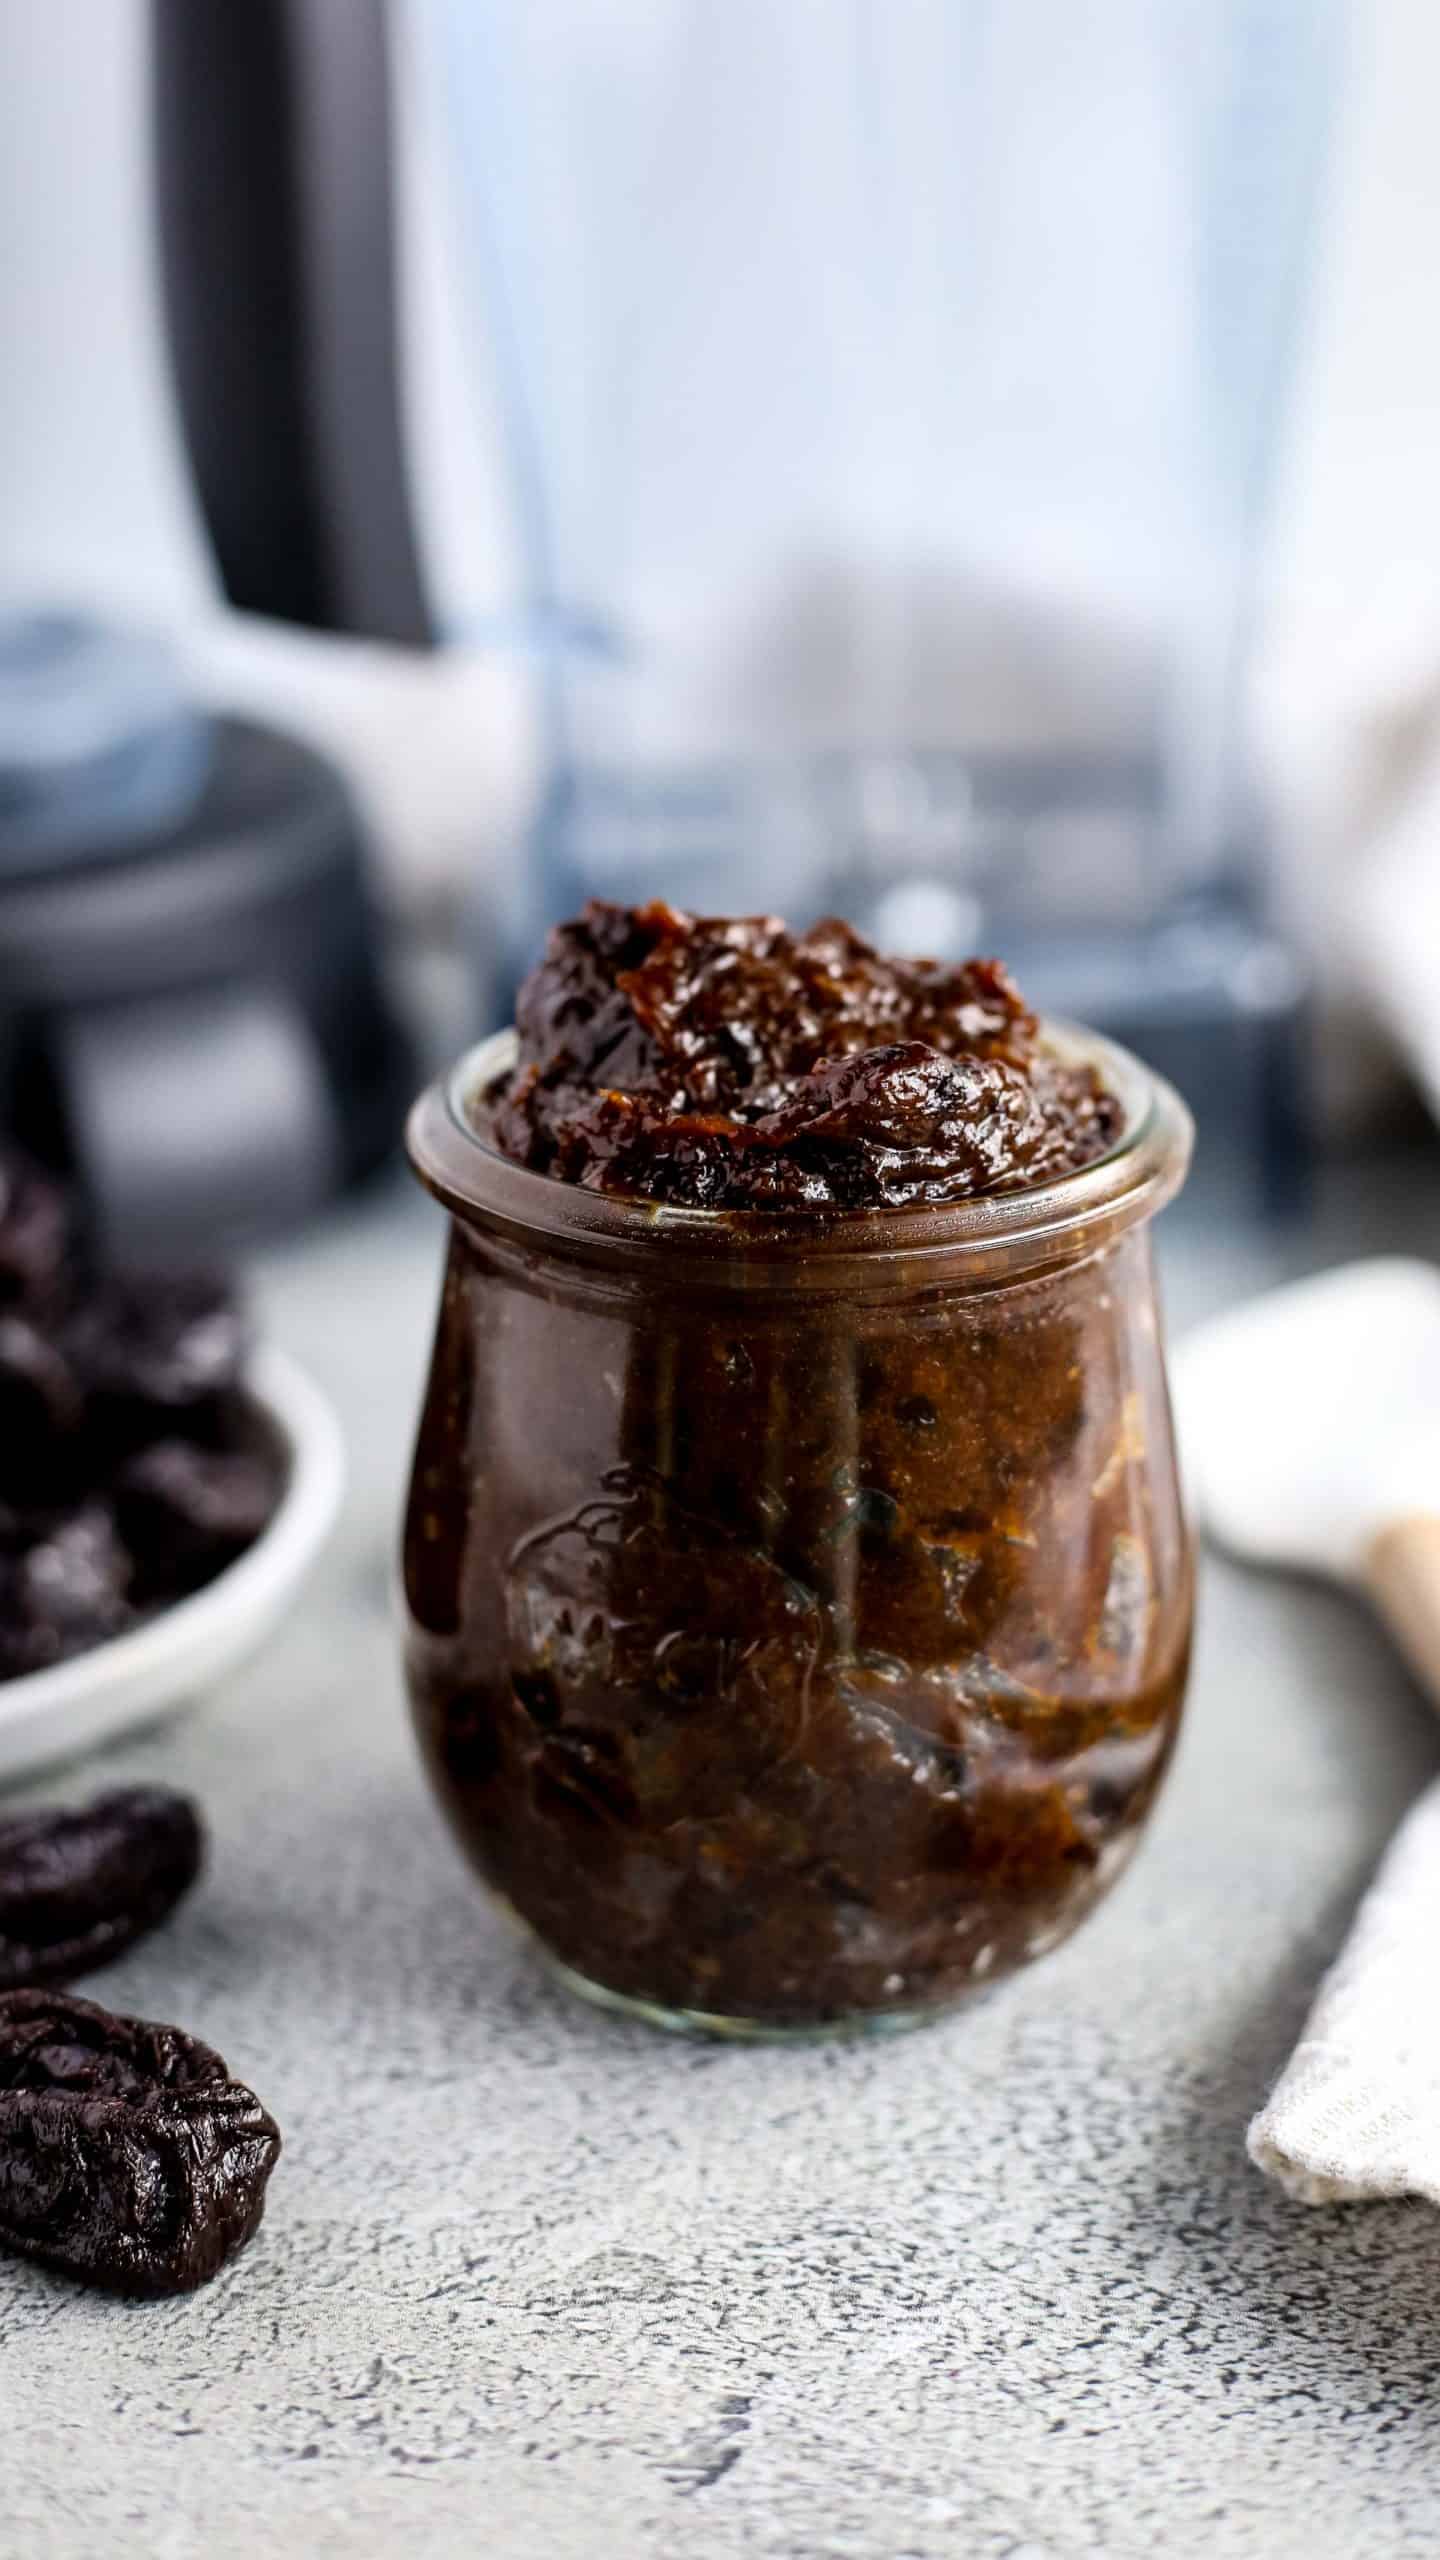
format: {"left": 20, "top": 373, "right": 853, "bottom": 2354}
{"left": 1249, "top": 1774, "right": 1440, "bottom": 2204}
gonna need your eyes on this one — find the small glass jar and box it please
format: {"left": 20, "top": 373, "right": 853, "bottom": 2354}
{"left": 402, "top": 1028, "right": 1193, "bottom": 2039}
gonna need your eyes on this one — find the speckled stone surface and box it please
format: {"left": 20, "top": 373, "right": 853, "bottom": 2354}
{"left": 7, "top": 1156, "right": 1440, "bottom": 2560}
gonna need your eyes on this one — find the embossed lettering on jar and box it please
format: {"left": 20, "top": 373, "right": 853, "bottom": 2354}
{"left": 403, "top": 929, "right": 1193, "bottom": 2038}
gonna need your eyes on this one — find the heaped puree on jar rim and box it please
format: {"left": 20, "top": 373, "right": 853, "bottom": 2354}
{"left": 479, "top": 899, "right": 1124, "bottom": 1211}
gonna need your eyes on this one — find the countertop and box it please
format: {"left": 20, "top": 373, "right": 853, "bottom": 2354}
{"left": 8, "top": 1147, "right": 1440, "bottom": 2560}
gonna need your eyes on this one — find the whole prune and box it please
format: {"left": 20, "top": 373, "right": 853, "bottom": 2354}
{"left": 0, "top": 1988, "right": 281, "bottom": 2295}
{"left": 0, "top": 1504, "right": 133, "bottom": 1678}
{"left": 115, "top": 1441, "right": 280, "bottom": 1603}
{"left": 0, "top": 1315, "right": 83, "bottom": 1505}
{"left": 0, "top": 1157, "right": 275, "bottom": 1689}
{"left": 0, "top": 1787, "right": 204, "bottom": 1989}
{"left": 68, "top": 1272, "right": 249, "bottom": 1461}
{"left": 0, "top": 1153, "right": 73, "bottom": 1314}
{"left": 0, "top": 1505, "right": 35, "bottom": 1553}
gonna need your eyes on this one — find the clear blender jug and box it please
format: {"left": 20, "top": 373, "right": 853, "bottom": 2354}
{"left": 423, "top": 0, "right": 1338, "bottom": 1115}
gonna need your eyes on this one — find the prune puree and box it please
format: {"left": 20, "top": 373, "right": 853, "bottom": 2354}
{"left": 406, "top": 903, "right": 1192, "bottom": 2031}
{"left": 486, "top": 900, "right": 1122, "bottom": 1208}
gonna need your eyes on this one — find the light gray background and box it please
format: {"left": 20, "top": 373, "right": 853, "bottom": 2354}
{"left": 6, "top": 1157, "right": 1440, "bottom": 2560}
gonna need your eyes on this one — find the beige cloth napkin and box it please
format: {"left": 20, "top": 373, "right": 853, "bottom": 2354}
{"left": 1249, "top": 1775, "right": 1440, "bottom": 2204}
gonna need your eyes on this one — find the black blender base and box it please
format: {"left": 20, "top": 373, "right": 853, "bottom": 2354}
{"left": 0, "top": 718, "right": 413, "bottom": 1259}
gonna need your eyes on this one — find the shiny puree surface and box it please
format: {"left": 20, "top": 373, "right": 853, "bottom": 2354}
{"left": 482, "top": 900, "right": 1124, "bottom": 1210}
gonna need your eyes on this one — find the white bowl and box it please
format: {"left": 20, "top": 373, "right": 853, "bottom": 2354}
{"left": 0, "top": 1346, "right": 345, "bottom": 1785}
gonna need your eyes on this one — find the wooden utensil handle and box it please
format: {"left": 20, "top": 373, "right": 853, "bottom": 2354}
{"left": 1365, "top": 1515, "right": 1440, "bottom": 1709}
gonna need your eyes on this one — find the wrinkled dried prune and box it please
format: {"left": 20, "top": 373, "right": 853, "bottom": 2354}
{"left": 0, "top": 1157, "right": 279, "bottom": 1686}
{"left": 0, "top": 1153, "right": 73, "bottom": 1315}
{"left": 115, "top": 1441, "right": 279, "bottom": 1603}
{"left": 0, "top": 1787, "right": 204, "bottom": 1989}
{"left": 0, "top": 1504, "right": 134, "bottom": 1678}
{"left": 0, "top": 1316, "right": 83, "bottom": 1505}
{"left": 68, "top": 1272, "right": 249, "bottom": 1460}
{"left": 0, "top": 1988, "right": 280, "bottom": 2295}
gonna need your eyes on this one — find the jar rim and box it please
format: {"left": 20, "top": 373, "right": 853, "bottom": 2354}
{"left": 407, "top": 1023, "right": 1193, "bottom": 1287}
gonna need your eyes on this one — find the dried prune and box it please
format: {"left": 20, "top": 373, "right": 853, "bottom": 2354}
{"left": 0, "top": 1161, "right": 279, "bottom": 1687}
{"left": 0, "top": 1787, "right": 204, "bottom": 1989}
{"left": 0, "top": 1153, "right": 73, "bottom": 1315}
{"left": 0, "top": 1315, "right": 83, "bottom": 1505}
{"left": 68, "top": 1272, "right": 249, "bottom": 1461}
{"left": 0, "top": 1504, "right": 134, "bottom": 1678}
{"left": 115, "top": 1441, "right": 280, "bottom": 1603}
{"left": 0, "top": 1988, "right": 280, "bottom": 2295}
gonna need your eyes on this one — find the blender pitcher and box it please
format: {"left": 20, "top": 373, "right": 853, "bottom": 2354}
{"left": 422, "top": 0, "right": 1337, "bottom": 1058}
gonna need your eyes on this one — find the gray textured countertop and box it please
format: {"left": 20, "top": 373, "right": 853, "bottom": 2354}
{"left": 8, "top": 1150, "right": 1440, "bottom": 2560}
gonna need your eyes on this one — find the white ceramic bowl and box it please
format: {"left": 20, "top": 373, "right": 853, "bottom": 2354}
{"left": 0, "top": 1346, "right": 344, "bottom": 1785}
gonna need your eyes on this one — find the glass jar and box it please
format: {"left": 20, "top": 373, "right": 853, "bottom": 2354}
{"left": 402, "top": 1028, "right": 1193, "bottom": 2039}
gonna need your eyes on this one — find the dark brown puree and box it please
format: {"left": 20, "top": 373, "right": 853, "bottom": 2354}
{"left": 405, "top": 903, "right": 1191, "bottom": 2025}
{"left": 487, "top": 899, "right": 1123, "bottom": 1208}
